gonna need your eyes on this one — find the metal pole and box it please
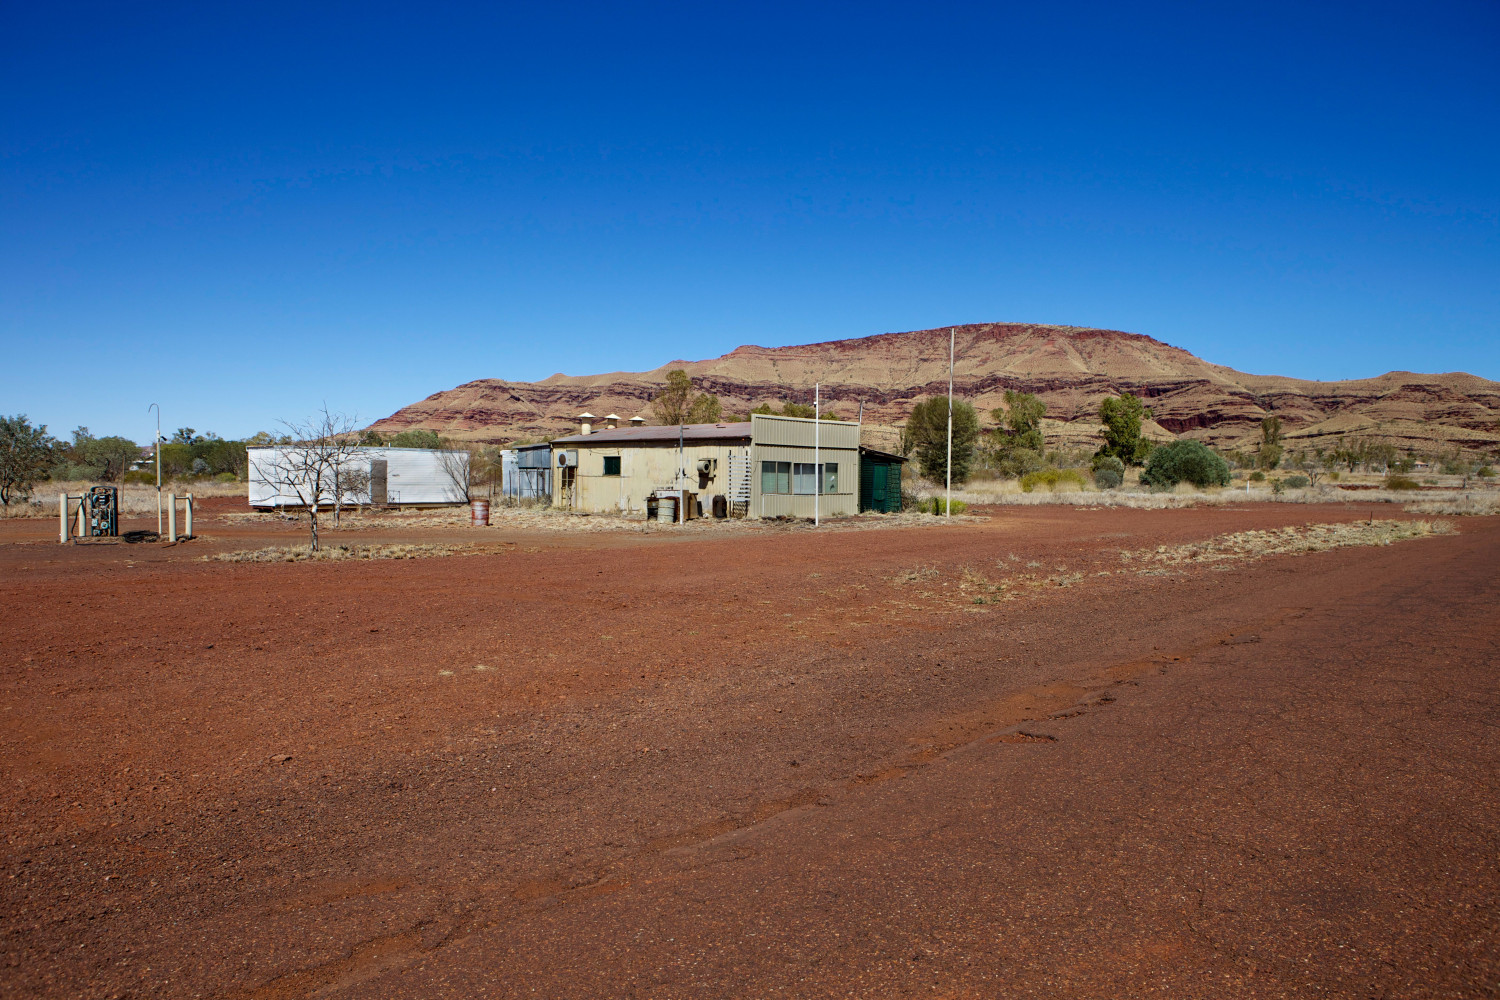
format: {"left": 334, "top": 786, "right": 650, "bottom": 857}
{"left": 59, "top": 494, "right": 67, "bottom": 544}
{"left": 149, "top": 404, "right": 162, "bottom": 535}
{"left": 185, "top": 494, "right": 193, "bottom": 539}
{"left": 168, "top": 493, "right": 177, "bottom": 543}
{"left": 946, "top": 327, "right": 954, "bottom": 518}
{"left": 814, "top": 383, "right": 820, "bottom": 527}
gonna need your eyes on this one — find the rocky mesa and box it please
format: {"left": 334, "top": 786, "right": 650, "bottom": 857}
{"left": 369, "top": 323, "right": 1500, "bottom": 456}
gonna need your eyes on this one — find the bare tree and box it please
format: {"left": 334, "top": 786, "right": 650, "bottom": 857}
{"left": 250, "top": 407, "right": 361, "bottom": 551}
{"left": 435, "top": 443, "right": 473, "bottom": 503}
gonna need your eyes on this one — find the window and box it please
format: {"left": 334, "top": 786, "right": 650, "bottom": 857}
{"left": 760, "top": 460, "right": 791, "bottom": 494}
{"left": 823, "top": 462, "right": 838, "bottom": 494}
{"left": 602, "top": 455, "right": 621, "bottom": 476}
{"left": 793, "top": 463, "right": 817, "bottom": 494}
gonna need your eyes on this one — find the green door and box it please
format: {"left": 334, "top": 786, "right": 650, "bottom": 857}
{"left": 871, "top": 462, "right": 888, "bottom": 511}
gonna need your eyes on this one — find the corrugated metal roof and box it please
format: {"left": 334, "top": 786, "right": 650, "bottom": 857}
{"left": 551, "top": 422, "right": 752, "bottom": 445}
{"left": 858, "top": 445, "right": 908, "bottom": 463}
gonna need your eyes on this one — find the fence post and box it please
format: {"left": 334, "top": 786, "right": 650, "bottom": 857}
{"left": 59, "top": 494, "right": 68, "bottom": 544}
{"left": 168, "top": 493, "right": 178, "bottom": 543}
{"left": 76, "top": 501, "right": 86, "bottom": 539}
{"left": 184, "top": 494, "right": 193, "bottom": 539}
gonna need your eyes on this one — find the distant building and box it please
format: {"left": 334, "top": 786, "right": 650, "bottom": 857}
{"left": 248, "top": 446, "right": 468, "bottom": 508}
{"left": 548, "top": 413, "right": 869, "bottom": 519}
{"left": 500, "top": 443, "right": 553, "bottom": 501}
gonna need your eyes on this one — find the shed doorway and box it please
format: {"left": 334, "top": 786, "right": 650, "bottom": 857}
{"left": 369, "top": 459, "right": 389, "bottom": 506}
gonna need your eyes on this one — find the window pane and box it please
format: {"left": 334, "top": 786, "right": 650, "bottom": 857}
{"left": 603, "top": 456, "right": 621, "bottom": 476}
{"left": 823, "top": 462, "right": 837, "bottom": 494}
{"left": 793, "top": 463, "right": 815, "bottom": 495}
{"left": 777, "top": 462, "right": 790, "bottom": 494}
{"left": 761, "top": 461, "right": 777, "bottom": 495}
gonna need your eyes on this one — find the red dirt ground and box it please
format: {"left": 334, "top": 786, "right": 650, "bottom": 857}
{"left": 1, "top": 502, "right": 1496, "bottom": 998}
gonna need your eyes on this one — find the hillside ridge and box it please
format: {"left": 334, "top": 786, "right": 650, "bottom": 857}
{"left": 369, "top": 323, "right": 1500, "bottom": 455}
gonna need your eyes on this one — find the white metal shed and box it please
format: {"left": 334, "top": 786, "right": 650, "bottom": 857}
{"left": 248, "top": 446, "right": 468, "bottom": 508}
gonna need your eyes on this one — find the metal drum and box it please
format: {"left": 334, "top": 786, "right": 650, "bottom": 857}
{"left": 470, "top": 499, "right": 490, "bottom": 526}
{"left": 658, "top": 497, "right": 678, "bottom": 523}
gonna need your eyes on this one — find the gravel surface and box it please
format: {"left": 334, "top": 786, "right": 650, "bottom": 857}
{"left": 1, "top": 501, "right": 1495, "bottom": 998}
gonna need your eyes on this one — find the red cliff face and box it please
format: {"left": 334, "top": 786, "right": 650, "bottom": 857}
{"left": 368, "top": 323, "right": 1500, "bottom": 455}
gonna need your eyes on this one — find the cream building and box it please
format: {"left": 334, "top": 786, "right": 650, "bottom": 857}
{"left": 549, "top": 412, "right": 861, "bottom": 519}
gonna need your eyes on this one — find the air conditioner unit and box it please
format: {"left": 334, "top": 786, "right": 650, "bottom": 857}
{"left": 557, "top": 450, "right": 578, "bottom": 468}
{"left": 695, "top": 458, "right": 717, "bottom": 476}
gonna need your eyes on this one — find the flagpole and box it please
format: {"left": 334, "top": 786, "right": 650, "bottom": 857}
{"left": 814, "top": 382, "right": 820, "bottom": 527}
{"left": 945, "top": 328, "right": 954, "bottom": 518}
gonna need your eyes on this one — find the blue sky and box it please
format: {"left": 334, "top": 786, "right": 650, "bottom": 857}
{"left": 3, "top": 1, "right": 1497, "bottom": 442}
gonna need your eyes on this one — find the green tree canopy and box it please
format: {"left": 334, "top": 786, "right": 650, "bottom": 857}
{"left": 751, "top": 402, "right": 842, "bottom": 420}
{"left": 0, "top": 414, "right": 57, "bottom": 508}
{"left": 987, "top": 390, "right": 1046, "bottom": 476}
{"left": 389, "top": 429, "right": 443, "bottom": 449}
{"left": 652, "top": 370, "right": 722, "bottom": 425}
{"left": 1140, "top": 439, "right": 1231, "bottom": 489}
{"left": 1097, "top": 393, "right": 1153, "bottom": 466}
{"left": 995, "top": 390, "right": 1046, "bottom": 451}
{"left": 1258, "top": 415, "right": 1284, "bottom": 471}
{"left": 902, "top": 396, "right": 980, "bottom": 485}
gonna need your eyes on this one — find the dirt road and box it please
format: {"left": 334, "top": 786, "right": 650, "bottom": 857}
{"left": 1, "top": 503, "right": 1496, "bottom": 997}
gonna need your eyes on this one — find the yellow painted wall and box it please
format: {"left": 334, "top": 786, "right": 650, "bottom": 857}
{"left": 553, "top": 441, "right": 750, "bottom": 514}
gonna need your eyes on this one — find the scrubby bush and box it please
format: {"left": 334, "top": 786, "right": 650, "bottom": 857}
{"left": 927, "top": 497, "right": 968, "bottom": 515}
{"left": 1283, "top": 474, "right": 1310, "bottom": 489}
{"left": 1248, "top": 470, "right": 1265, "bottom": 482}
{"left": 215, "top": 472, "right": 239, "bottom": 483}
{"left": 1020, "top": 467, "right": 1090, "bottom": 492}
{"left": 1140, "top": 440, "right": 1231, "bottom": 489}
{"left": 390, "top": 429, "right": 443, "bottom": 449}
{"left": 1384, "top": 474, "right": 1421, "bottom": 491}
{"left": 1090, "top": 455, "right": 1124, "bottom": 490}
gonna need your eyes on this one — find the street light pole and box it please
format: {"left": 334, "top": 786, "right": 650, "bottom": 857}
{"left": 149, "top": 403, "right": 161, "bottom": 535}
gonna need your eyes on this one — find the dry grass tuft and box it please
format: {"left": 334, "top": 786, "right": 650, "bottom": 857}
{"left": 1123, "top": 519, "right": 1453, "bottom": 570}
{"left": 207, "top": 542, "right": 496, "bottom": 563}
{"left": 890, "top": 564, "right": 940, "bottom": 586}
{"left": 1403, "top": 495, "right": 1500, "bottom": 517}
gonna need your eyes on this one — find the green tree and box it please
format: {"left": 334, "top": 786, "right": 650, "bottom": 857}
{"left": 902, "top": 397, "right": 980, "bottom": 485}
{"left": 996, "top": 390, "right": 1046, "bottom": 451}
{"left": 1258, "top": 415, "right": 1284, "bottom": 471}
{"left": 0, "top": 415, "right": 57, "bottom": 510}
{"left": 1140, "top": 440, "right": 1231, "bottom": 489}
{"left": 85, "top": 436, "right": 141, "bottom": 481}
{"left": 652, "top": 370, "right": 722, "bottom": 425}
{"left": 1097, "top": 393, "right": 1152, "bottom": 465}
{"left": 390, "top": 429, "right": 443, "bottom": 449}
{"left": 751, "top": 401, "right": 842, "bottom": 420}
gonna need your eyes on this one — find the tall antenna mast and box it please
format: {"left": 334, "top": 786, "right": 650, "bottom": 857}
{"left": 946, "top": 327, "right": 954, "bottom": 518}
